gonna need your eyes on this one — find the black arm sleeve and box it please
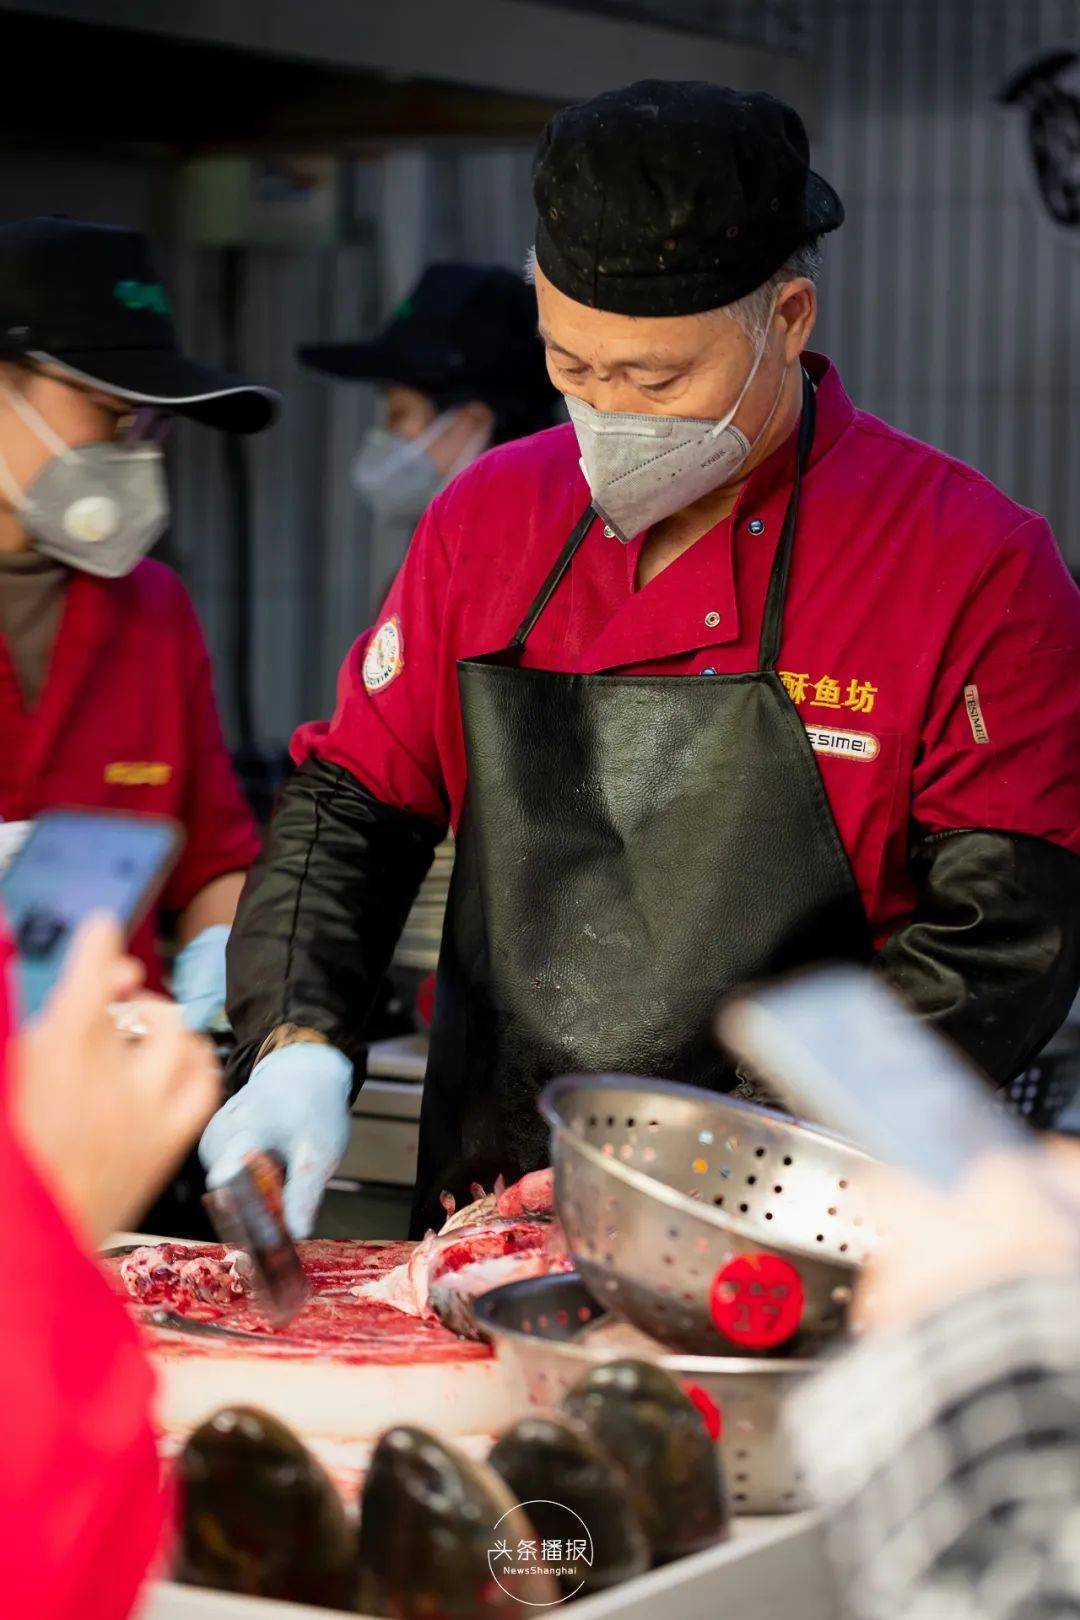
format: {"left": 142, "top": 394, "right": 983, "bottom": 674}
{"left": 875, "top": 829, "right": 1080, "bottom": 1083}
{"left": 224, "top": 758, "right": 444, "bottom": 1095}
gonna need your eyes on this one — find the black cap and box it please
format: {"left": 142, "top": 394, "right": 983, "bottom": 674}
{"left": 533, "top": 80, "right": 843, "bottom": 317}
{"left": 299, "top": 262, "right": 557, "bottom": 428}
{"left": 0, "top": 218, "right": 279, "bottom": 433}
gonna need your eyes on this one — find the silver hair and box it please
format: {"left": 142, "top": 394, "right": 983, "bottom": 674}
{"left": 719, "top": 240, "right": 823, "bottom": 342}
{"left": 524, "top": 238, "right": 822, "bottom": 341}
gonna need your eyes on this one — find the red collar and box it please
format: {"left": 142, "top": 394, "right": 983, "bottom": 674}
{"left": 732, "top": 352, "right": 855, "bottom": 515}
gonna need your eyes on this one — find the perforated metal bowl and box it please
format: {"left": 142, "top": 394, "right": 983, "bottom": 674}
{"left": 540, "top": 1076, "right": 876, "bottom": 1356}
{"left": 476, "top": 1273, "right": 816, "bottom": 1514}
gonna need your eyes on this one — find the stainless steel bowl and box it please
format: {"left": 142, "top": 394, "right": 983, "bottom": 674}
{"left": 476, "top": 1273, "right": 817, "bottom": 1514}
{"left": 540, "top": 1076, "right": 876, "bottom": 1355}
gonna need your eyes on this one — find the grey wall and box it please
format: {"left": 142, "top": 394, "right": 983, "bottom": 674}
{"left": 811, "top": 0, "right": 1080, "bottom": 570}
{"left": 167, "top": 147, "right": 541, "bottom": 750}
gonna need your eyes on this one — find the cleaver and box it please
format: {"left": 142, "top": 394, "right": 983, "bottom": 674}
{"left": 203, "top": 1152, "right": 311, "bottom": 1329}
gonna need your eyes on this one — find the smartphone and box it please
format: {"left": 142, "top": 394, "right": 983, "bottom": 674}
{"left": 1, "top": 809, "right": 183, "bottom": 1016}
{"left": 718, "top": 967, "right": 1021, "bottom": 1189}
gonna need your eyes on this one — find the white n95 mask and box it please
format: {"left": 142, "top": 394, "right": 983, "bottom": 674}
{"left": 565, "top": 315, "right": 780, "bottom": 543}
{"left": 0, "top": 382, "right": 168, "bottom": 577}
{"left": 352, "top": 407, "right": 490, "bottom": 522}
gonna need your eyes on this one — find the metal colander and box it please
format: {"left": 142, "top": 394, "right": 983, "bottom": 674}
{"left": 476, "top": 1274, "right": 816, "bottom": 1514}
{"left": 539, "top": 1076, "right": 876, "bottom": 1356}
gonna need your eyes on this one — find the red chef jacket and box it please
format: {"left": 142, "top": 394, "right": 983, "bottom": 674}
{"left": 0, "top": 560, "right": 260, "bottom": 988}
{"left": 0, "top": 931, "right": 170, "bottom": 1619}
{"left": 295, "top": 354, "right": 1080, "bottom": 950}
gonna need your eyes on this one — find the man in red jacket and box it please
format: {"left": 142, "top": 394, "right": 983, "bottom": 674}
{"left": 0, "top": 218, "right": 273, "bottom": 1022}
{"left": 209, "top": 82, "right": 1080, "bottom": 1240}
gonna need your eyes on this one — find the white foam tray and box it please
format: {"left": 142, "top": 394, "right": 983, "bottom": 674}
{"left": 140, "top": 1511, "right": 837, "bottom": 1620}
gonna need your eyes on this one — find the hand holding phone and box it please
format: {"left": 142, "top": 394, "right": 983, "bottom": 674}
{"left": 719, "top": 968, "right": 1080, "bottom": 1328}
{"left": 1, "top": 810, "right": 182, "bottom": 1017}
{"left": 15, "top": 915, "right": 219, "bottom": 1244}
{"left": 718, "top": 966, "right": 1021, "bottom": 1189}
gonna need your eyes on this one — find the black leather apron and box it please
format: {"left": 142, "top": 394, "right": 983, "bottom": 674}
{"left": 413, "top": 375, "right": 871, "bottom": 1233}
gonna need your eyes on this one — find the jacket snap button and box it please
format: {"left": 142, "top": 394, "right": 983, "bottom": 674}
{"left": 704, "top": 610, "right": 721, "bottom": 628}
{"left": 602, "top": 525, "right": 615, "bottom": 539}
{"left": 747, "top": 518, "right": 765, "bottom": 535}
{"left": 700, "top": 666, "right": 718, "bottom": 676}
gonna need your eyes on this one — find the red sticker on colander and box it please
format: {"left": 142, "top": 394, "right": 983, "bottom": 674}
{"left": 681, "top": 1381, "right": 723, "bottom": 1441}
{"left": 709, "top": 1254, "right": 804, "bottom": 1349}
{"left": 415, "top": 972, "right": 437, "bottom": 1028}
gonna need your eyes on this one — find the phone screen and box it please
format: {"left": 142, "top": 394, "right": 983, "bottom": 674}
{"left": 720, "top": 968, "right": 1019, "bottom": 1188}
{"left": 1, "top": 810, "right": 183, "bottom": 1016}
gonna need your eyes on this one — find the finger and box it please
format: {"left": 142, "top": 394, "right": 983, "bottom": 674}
{"left": 161, "top": 1053, "right": 221, "bottom": 1151}
{"left": 131, "top": 1005, "right": 210, "bottom": 1090}
{"left": 103, "top": 955, "right": 146, "bottom": 1004}
{"left": 133, "top": 1062, "right": 224, "bottom": 1222}
{"left": 282, "top": 1145, "right": 334, "bottom": 1241}
{"left": 44, "top": 914, "right": 125, "bottom": 1021}
{"left": 201, "top": 1137, "right": 258, "bottom": 1190}
{"left": 857, "top": 1164, "right": 948, "bottom": 1240}
{"left": 198, "top": 1090, "right": 264, "bottom": 1187}
{"left": 1044, "top": 1136, "right": 1080, "bottom": 1182}
{"left": 122, "top": 996, "right": 185, "bottom": 1040}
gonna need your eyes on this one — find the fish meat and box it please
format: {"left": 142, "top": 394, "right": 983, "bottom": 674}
{"left": 120, "top": 1242, "right": 254, "bottom": 1309}
{"left": 106, "top": 1240, "right": 495, "bottom": 1364}
{"left": 354, "top": 1172, "right": 570, "bottom": 1338}
{"left": 494, "top": 1167, "right": 555, "bottom": 1218}
{"left": 356, "top": 1426, "right": 559, "bottom": 1618}
{"left": 563, "top": 1359, "right": 731, "bottom": 1564}
{"left": 426, "top": 1217, "right": 573, "bottom": 1339}
{"left": 175, "top": 1405, "right": 357, "bottom": 1609}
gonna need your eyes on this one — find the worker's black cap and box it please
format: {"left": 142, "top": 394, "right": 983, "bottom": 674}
{"left": 299, "top": 262, "right": 556, "bottom": 424}
{"left": 533, "top": 79, "right": 843, "bottom": 317}
{"left": 0, "top": 217, "right": 278, "bottom": 433}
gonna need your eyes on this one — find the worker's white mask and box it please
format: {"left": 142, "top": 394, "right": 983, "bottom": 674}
{"left": 564, "top": 307, "right": 780, "bottom": 543}
{"left": 352, "top": 407, "right": 490, "bottom": 522}
{"left": 0, "top": 382, "right": 168, "bottom": 577}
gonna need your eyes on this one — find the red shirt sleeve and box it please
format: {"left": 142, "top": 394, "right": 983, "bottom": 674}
{"left": 0, "top": 940, "right": 170, "bottom": 1620}
{"left": 913, "top": 516, "right": 1080, "bottom": 855}
{"left": 292, "top": 497, "right": 453, "bottom": 826}
{"left": 161, "top": 585, "right": 262, "bottom": 912}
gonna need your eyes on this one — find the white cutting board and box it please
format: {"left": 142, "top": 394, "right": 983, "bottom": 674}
{"left": 153, "top": 1335, "right": 523, "bottom": 1440}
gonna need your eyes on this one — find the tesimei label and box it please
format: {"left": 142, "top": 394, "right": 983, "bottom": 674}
{"left": 806, "top": 725, "right": 880, "bottom": 762}
{"left": 963, "top": 683, "right": 990, "bottom": 744}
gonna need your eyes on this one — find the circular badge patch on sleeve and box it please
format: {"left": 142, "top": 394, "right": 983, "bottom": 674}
{"left": 363, "top": 615, "right": 404, "bottom": 694}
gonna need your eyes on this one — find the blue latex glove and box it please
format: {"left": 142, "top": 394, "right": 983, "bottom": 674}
{"left": 172, "top": 924, "right": 230, "bottom": 1032}
{"left": 198, "top": 1044, "right": 353, "bottom": 1239}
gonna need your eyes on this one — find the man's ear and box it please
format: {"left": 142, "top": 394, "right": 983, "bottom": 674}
{"left": 777, "top": 279, "right": 817, "bottom": 364}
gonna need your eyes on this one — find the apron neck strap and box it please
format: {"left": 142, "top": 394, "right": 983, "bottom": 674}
{"left": 509, "top": 502, "right": 596, "bottom": 652}
{"left": 757, "top": 367, "right": 816, "bottom": 672}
